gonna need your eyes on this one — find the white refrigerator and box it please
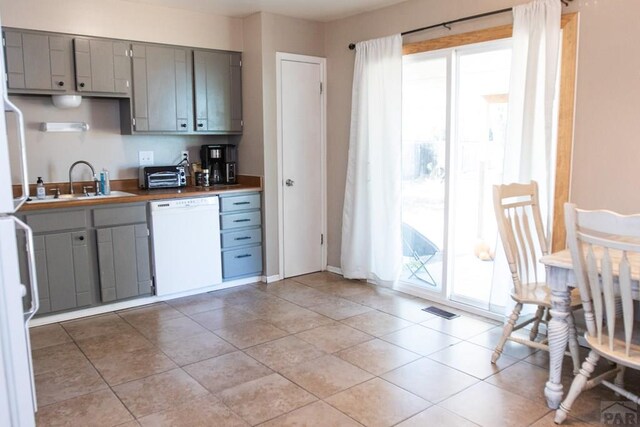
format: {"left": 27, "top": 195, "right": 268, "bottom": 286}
{"left": 0, "top": 14, "right": 39, "bottom": 427}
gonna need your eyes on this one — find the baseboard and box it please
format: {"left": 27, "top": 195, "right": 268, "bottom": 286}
{"left": 30, "top": 276, "right": 263, "bottom": 327}
{"left": 264, "top": 274, "right": 283, "bottom": 283}
{"left": 326, "top": 265, "right": 343, "bottom": 276}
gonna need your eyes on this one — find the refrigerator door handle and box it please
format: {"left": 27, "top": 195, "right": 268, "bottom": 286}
{"left": 4, "top": 96, "right": 29, "bottom": 211}
{"left": 13, "top": 216, "right": 38, "bottom": 410}
{"left": 13, "top": 218, "right": 38, "bottom": 320}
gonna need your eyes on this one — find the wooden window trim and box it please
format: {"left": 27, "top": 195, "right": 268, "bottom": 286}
{"left": 403, "top": 13, "right": 579, "bottom": 251}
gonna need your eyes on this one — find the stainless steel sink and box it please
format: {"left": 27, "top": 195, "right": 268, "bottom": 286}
{"left": 27, "top": 190, "right": 136, "bottom": 204}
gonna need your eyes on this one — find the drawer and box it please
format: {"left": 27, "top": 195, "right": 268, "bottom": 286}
{"left": 220, "top": 210, "right": 261, "bottom": 230}
{"left": 93, "top": 204, "right": 147, "bottom": 227}
{"left": 220, "top": 193, "right": 261, "bottom": 212}
{"left": 222, "top": 245, "right": 262, "bottom": 279}
{"left": 26, "top": 209, "right": 87, "bottom": 233}
{"left": 221, "top": 228, "right": 262, "bottom": 249}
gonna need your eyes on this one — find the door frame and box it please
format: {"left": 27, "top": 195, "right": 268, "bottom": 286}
{"left": 276, "top": 52, "right": 327, "bottom": 279}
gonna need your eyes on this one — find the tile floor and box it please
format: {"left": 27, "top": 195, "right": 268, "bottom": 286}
{"left": 30, "top": 272, "right": 630, "bottom": 426}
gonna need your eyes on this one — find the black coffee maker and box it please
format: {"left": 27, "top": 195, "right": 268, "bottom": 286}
{"left": 200, "top": 144, "right": 237, "bottom": 185}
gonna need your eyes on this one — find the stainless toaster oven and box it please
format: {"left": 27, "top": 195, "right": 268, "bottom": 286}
{"left": 139, "top": 166, "right": 187, "bottom": 189}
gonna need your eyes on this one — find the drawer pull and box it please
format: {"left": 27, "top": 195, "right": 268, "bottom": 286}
{"left": 234, "top": 236, "right": 251, "bottom": 241}
{"left": 233, "top": 201, "right": 251, "bottom": 205}
{"left": 233, "top": 219, "right": 251, "bottom": 223}
{"left": 235, "top": 254, "right": 252, "bottom": 259}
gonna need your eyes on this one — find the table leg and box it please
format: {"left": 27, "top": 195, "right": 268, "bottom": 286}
{"left": 545, "top": 282, "right": 571, "bottom": 409}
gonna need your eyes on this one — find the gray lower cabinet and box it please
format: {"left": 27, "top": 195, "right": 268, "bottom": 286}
{"left": 3, "top": 29, "right": 73, "bottom": 93}
{"left": 23, "top": 209, "right": 93, "bottom": 314}
{"left": 126, "top": 43, "right": 191, "bottom": 133}
{"left": 96, "top": 224, "right": 152, "bottom": 302}
{"left": 219, "top": 192, "right": 263, "bottom": 280}
{"left": 193, "top": 50, "right": 242, "bottom": 133}
{"left": 18, "top": 202, "right": 152, "bottom": 316}
{"left": 74, "top": 38, "right": 131, "bottom": 95}
{"left": 94, "top": 204, "right": 153, "bottom": 302}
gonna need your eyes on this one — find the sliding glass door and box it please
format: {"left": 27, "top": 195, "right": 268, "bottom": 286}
{"left": 401, "top": 39, "right": 515, "bottom": 313}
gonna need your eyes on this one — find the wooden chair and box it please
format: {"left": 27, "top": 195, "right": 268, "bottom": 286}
{"left": 491, "top": 182, "right": 581, "bottom": 368}
{"left": 555, "top": 204, "right": 640, "bottom": 424}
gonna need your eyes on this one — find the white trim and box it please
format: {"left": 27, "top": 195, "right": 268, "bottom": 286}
{"left": 264, "top": 274, "right": 283, "bottom": 283}
{"left": 29, "top": 277, "right": 262, "bottom": 327}
{"left": 276, "top": 52, "right": 327, "bottom": 280}
{"left": 326, "top": 265, "right": 343, "bottom": 275}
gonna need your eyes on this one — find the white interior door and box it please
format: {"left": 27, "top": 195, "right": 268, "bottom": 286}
{"left": 279, "top": 54, "right": 325, "bottom": 278}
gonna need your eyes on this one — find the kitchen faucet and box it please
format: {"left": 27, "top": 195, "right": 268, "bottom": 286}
{"left": 68, "top": 160, "right": 99, "bottom": 195}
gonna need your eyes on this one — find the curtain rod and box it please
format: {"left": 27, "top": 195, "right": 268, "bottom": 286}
{"left": 347, "top": 0, "right": 573, "bottom": 50}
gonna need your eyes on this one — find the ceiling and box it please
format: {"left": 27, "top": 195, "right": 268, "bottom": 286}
{"left": 118, "top": 0, "right": 409, "bottom": 22}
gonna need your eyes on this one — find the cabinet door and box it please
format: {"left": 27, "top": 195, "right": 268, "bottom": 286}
{"left": 131, "top": 44, "right": 190, "bottom": 132}
{"left": 32, "top": 230, "right": 92, "bottom": 313}
{"left": 74, "top": 38, "right": 130, "bottom": 94}
{"left": 193, "top": 50, "right": 242, "bottom": 133}
{"left": 96, "top": 224, "right": 152, "bottom": 302}
{"left": 3, "top": 30, "right": 71, "bottom": 92}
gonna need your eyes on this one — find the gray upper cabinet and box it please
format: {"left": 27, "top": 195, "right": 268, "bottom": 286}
{"left": 129, "top": 43, "right": 191, "bottom": 132}
{"left": 3, "top": 29, "right": 72, "bottom": 93}
{"left": 193, "top": 50, "right": 242, "bottom": 134}
{"left": 73, "top": 38, "right": 131, "bottom": 95}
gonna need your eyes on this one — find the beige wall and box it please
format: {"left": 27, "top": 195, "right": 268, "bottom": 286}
{"left": 0, "top": 0, "right": 243, "bottom": 183}
{"left": 0, "top": 0, "right": 242, "bottom": 51}
{"left": 324, "top": 0, "right": 640, "bottom": 268}
{"left": 242, "top": 12, "right": 325, "bottom": 277}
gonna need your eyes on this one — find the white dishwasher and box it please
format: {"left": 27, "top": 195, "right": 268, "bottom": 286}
{"left": 150, "top": 196, "right": 222, "bottom": 296}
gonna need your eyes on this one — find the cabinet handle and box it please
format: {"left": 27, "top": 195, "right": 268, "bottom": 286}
{"left": 57, "top": 81, "right": 64, "bottom": 87}
{"left": 235, "top": 254, "right": 251, "bottom": 259}
{"left": 78, "top": 235, "right": 85, "bottom": 241}
{"left": 234, "top": 236, "right": 251, "bottom": 241}
{"left": 197, "top": 123, "right": 204, "bottom": 128}
{"left": 233, "top": 219, "right": 251, "bottom": 223}
{"left": 233, "top": 201, "right": 250, "bottom": 205}
{"left": 180, "top": 123, "right": 187, "bottom": 128}
{"left": 79, "top": 82, "right": 85, "bottom": 88}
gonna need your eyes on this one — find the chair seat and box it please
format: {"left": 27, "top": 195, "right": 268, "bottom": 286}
{"left": 585, "top": 321, "right": 640, "bottom": 369}
{"left": 510, "top": 283, "right": 582, "bottom": 307}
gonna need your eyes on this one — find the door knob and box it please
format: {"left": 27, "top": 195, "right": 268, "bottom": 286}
{"left": 285, "top": 179, "right": 294, "bottom": 187}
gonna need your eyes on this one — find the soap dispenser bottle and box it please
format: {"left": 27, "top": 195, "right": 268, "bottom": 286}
{"left": 36, "top": 177, "right": 46, "bottom": 199}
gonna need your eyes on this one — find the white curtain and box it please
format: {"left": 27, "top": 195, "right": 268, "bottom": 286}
{"left": 491, "top": 0, "right": 562, "bottom": 313}
{"left": 341, "top": 34, "right": 403, "bottom": 283}
{"left": 503, "top": 0, "right": 561, "bottom": 226}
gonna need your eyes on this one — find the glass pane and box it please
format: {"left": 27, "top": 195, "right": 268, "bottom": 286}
{"left": 449, "top": 45, "right": 511, "bottom": 308}
{"left": 401, "top": 54, "right": 447, "bottom": 291}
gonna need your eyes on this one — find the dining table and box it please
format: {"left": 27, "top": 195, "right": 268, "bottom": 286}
{"left": 540, "top": 247, "right": 640, "bottom": 409}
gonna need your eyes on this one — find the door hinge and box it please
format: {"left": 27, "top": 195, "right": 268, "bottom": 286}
{"left": 132, "top": 117, "right": 136, "bottom": 126}
{"left": 241, "top": 120, "right": 244, "bottom": 127}
{"left": 129, "top": 49, "right": 133, "bottom": 57}
{"left": 321, "top": 234, "right": 324, "bottom": 245}
{"left": 146, "top": 228, "right": 150, "bottom": 237}
{"left": 2, "top": 38, "right": 5, "bottom": 47}
{"left": 320, "top": 82, "right": 323, "bottom": 94}
{"left": 239, "top": 60, "right": 242, "bottom": 67}
{"left": 151, "top": 276, "right": 156, "bottom": 294}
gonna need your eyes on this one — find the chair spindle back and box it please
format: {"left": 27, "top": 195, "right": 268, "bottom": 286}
{"left": 493, "top": 182, "right": 549, "bottom": 294}
{"left": 565, "top": 203, "right": 640, "bottom": 357}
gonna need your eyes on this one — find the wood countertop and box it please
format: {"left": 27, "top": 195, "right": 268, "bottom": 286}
{"left": 17, "top": 175, "right": 262, "bottom": 212}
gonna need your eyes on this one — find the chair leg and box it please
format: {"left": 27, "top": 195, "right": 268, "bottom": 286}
{"left": 492, "top": 302, "right": 522, "bottom": 364}
{"left": 555, "top": 350, "right": 600, "bottom": 424}
{"left": 567, "top": 311, "right": 581, "bottom": 375}
{"left": 615, "top": 366, "right": 626, "bottom": 397}
{"left": 530, "top": 305, "right": 545, "bottom": 341}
